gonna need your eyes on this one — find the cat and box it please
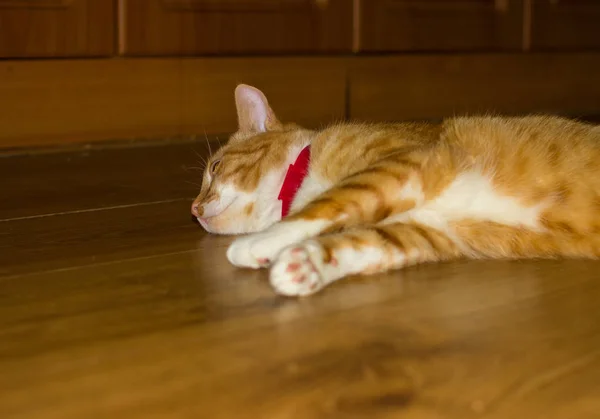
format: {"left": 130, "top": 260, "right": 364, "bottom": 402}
{"left": 191, "top": 84, "right": 600, "bottom": 297}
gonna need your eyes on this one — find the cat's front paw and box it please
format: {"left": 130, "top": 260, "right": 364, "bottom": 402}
{"left": 269, "top": 242, "right": 328, "bottom": 296}
{"left": 226, "top": 221, "right": 319, "bottom": 269}
{"left": 227, "top": 230, "right": 294, "bottom": 269}
{"left": 226, "top": 234, "right": 271, "bottom": 269}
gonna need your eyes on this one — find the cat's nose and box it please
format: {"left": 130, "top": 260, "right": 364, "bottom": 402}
{"left": 191, "top": 201, "right": 201, "bottom": 217}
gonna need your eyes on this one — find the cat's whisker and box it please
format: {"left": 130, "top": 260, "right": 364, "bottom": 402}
{"left": 185, "top": 180, "right": 203, "bottom": 188}
{"left": 204, "top": 129, "right": 213, "bottom": 158}
{"left": 192, "top": 148, "right": 208, "bottom": 167}
{"left": 183, "top": 165, "right": 205, "bottom": 172}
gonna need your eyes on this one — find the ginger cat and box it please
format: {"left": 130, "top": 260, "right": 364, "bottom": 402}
{"left": 191, "top": 84, "right": 600, "bottom": 297}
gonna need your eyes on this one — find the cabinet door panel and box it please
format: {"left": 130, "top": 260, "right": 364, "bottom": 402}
{"left": 121, "top": 0, "right": 352, "bottom": 55}
{"left": 530, "top": 0, "right": 600, "bottom": 50}
{"left": 0, "top": 0, "right": 115, "bottom": 58}
{"left": 359, "top": 0, "right": 523, "bottom": 52}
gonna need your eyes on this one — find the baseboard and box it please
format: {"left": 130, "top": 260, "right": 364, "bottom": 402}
{"left": 349, "top": 53, "right": 600, "bottom": 122}
{"left": 1, "top": 53, "right": 599, "bottom": 149}
{"left": 0, "top": 57, "right": 347, "bottom": 149}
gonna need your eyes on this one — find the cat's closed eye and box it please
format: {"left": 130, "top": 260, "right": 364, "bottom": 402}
{"left": 210, "top": 159, "right": 221, "bottom": 174}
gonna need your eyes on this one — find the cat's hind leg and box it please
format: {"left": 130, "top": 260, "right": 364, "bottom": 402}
{"left": 269, "top": 222, "right": 462, "bottom": 296}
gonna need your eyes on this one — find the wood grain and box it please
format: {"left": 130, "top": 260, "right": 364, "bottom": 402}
{"left": 359, "top": 0, "right": 524, "bottom": 52}
{"left": 2, "top": 256, "right": 599, "bottom": 419}
{"left": 0, "top": 141, "right": 210, "bottom": 219}
{"left": 349, "top": 52, "right": 600, "bottom": 122}
{"left": 0, "top": 201, "right": 201, "bottom": 276}
{"left": 120, "top": 0, "right": 353, "bottom": 55}
{"left": 0, "top": 0, "right": 115, "bottom": 58}
{"left": 1, "top": 141, "right": 600, "bottom": 418}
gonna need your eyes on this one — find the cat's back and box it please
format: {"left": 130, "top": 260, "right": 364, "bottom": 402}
{"left": 446, "top": 114, "right": 600, "bottom": 154}
{"left": 444, "top": 115, "right": 600, "bottom": 176}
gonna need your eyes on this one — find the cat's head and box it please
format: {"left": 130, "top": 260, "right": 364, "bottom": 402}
{"left": 191, "top": 84, "right": 311, "bottom": 235}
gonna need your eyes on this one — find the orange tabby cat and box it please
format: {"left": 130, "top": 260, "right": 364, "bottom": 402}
{"left": 191, "top": 84, "right": 600, "bottom": 296}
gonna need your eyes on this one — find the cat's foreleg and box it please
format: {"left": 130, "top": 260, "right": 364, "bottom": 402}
{"left": 269, "top": 222, "right": 462, "bottom": 296}
{"left": 227, "top": 163, "right": 423, "bottom": 268}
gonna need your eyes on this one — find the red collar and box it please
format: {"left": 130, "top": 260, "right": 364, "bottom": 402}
{"left": 278, "top": 146, "right": 311, "bottom": 218}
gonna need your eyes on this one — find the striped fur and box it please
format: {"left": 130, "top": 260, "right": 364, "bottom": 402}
{"left": 192, "top": 84, "right": 600, "bottom": 296}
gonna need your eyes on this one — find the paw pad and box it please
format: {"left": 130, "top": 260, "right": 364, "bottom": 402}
{"left": 269, "top": 243, "right": 326, "bottom": 296}
{"left": 292, "top": 275, "right": 306, "bottom": 284}
{"left": 286, "top": 263, "right": 301, "bottom": 272}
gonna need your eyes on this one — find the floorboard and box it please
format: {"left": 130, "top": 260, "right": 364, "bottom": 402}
{"left": 0, "top": 140, "right": 210, "bottom": 220}
{"left": 1, "top": 200, "right": 203, "bottom": 276}
{"left": 1, "top": 141, "right": 599, "bottom": 419}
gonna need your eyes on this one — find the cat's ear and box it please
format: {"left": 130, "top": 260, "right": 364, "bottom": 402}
{"left": 234, "top": 84, "right": 282, "bottom": 133}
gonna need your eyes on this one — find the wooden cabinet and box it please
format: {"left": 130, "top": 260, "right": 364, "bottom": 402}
{"left": 4, "top": 1, "right": 600, "bottom": 59}
{"left": 358, "top": 0, "right": 524, "bottom": 52}
{"left": 0, "top": 0, "right": 115, "bottom": 58}
{"left": 120, "top": 0, "right": 353, "bottom": 56}
{"left": 529, "top": 0, "right": 600, "bottom": 50}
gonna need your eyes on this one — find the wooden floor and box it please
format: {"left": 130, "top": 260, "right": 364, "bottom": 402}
{"left": 2, "top": 140, "right": 600, "bottom": 419}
